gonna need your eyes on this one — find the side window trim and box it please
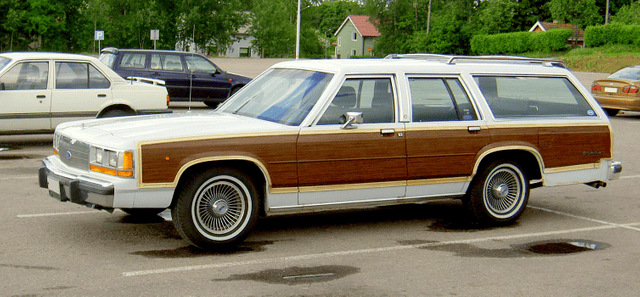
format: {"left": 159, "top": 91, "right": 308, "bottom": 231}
{"left": 472, "top": 74, "right": 598, "bottom": 119}
{"left": 406, "top": 74, "right": 481, "bottom": 123}
{"left": 314, "top": 74, "right": 398, "bottom": 126}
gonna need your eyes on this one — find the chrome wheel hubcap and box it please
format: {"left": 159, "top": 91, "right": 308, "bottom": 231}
{"left": 194, "top": 179, "right": 247, "bottom": 235}
{"left": 484, "top": 166, "right": 523, "bottom": 216}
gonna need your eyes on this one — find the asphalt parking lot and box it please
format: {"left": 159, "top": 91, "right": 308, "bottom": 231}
{"left": 1, "top": 67, "right": 639, "bottom": 296}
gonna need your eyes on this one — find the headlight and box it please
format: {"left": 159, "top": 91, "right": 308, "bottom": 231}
{"left": 53, "top": 132, "right": 61, "bottom": 156}
{"left": 90, "top": 146, "right": 135, "bottom": 178}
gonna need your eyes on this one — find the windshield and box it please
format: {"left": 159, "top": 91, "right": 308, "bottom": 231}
{"left": 219, "top": 68, "right": 334, "bottom": 126}
{"left": 98, "top": 53, "right": 117, "bottom": 68}
{"left": 0, "top": 57, "right": 10, "bottom": 71}
{"left": 609, "top": 67, "right": 640, "bottom": 81}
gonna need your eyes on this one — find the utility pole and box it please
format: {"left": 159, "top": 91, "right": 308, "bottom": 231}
{"left": 296, "top": 0, "right": 301, "bottom": 59}
{"left": 605, "top": 0, "right": 610, "bottom": 24}
{"left": 427, "top": 0, "right": 432, "bottom": 35}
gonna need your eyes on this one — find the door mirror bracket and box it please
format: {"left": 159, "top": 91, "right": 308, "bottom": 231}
{"left": 341, "top": 112, "right": 363, "bottom": 130}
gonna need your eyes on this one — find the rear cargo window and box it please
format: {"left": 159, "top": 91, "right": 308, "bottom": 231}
{"left": 474, "top": 76, "right": 596, "bottom": 118}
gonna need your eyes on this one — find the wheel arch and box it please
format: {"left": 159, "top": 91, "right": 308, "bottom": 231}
{"left": 97, "top": 104, "right": 135, "bottom": 117}
{"left": 170, "top": 157, "right": 270, "bottom": 215}
{"left": 472, "top": 146, "right": 543, "bottom": 182}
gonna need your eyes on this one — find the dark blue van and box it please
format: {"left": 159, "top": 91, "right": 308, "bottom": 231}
{"left": 99, "top": 48, "right": 251, "bottom": 107}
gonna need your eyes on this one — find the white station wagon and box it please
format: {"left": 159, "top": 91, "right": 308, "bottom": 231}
{"left": 0, "top": 52, "right": 170, "bottom": 135}
{"left": 39, "top": 55, "right": 622, "bottom": 249}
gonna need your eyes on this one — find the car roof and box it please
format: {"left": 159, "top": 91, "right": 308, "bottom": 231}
{"left": 271, "top": 56, "right": 572, "bottom": 76}
{"left": 0, "top": 52, "right": 99, "bottom": 61}
{"left": 100, "top": 47, "right": 196, "bottom": 55}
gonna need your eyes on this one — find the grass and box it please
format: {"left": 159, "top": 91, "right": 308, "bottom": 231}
{"left": 527, "top": 44, "right": 640, "bottom": 73}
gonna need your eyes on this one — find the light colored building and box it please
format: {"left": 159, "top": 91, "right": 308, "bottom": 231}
{"left": 223, "top": 26, "right": 260, "bottom": 58}
{"left": 334, "top": 15, "right": 380, "bottom": 59}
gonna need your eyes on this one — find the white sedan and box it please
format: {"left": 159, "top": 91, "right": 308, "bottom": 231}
{"left": 0, "top": 52, "right": 170, "bottom": 135}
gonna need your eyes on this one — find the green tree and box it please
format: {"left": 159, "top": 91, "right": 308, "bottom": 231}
{"left": 512, "top": 0, "right": 552, "bottom": 31}
{"left": 306, "top": 0, "right": 365, "bottom": 38}
{"left": 250, "top": 0, "right": 296, "bottom": 57}
{"left": 249, "top": 0, "right": 323, "bottom": 58}
{"left": 1, "top": 0, "right": 28, "bottom": 51}
{"left": 178, "top": 0, "right": 247, "bottom": 55}
{"left": 610, "top": 1, "right": 640, "bottom": 25}
{"left": 547, "top": 0, "right": 602, "bottom": 28}
{"left": 366, "top": 0, "right": 474, "bottom": 56}
{"left": 474, "top": 0, "right": 518, "bottom": 34}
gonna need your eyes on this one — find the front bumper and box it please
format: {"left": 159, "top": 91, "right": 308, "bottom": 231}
{"left": 39, "top": 157, "right": 115, "bottom": 209}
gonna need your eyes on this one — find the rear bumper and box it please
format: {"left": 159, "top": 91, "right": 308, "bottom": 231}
{"left": 609, "top": 161, "right": 623, "bottom": 180}
{"left": 39, "top": 158, "right": 115, "bottom": 209}
{"left": 594, "top": 95, "right": 640, "bottom": 111}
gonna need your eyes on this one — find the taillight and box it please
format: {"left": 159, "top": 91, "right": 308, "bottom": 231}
{"left": 166, "top": 95, "right": 170, "bottom": 106}
{"left": 622, "top": 85, "right": 638, "bottom": 94}
{"left": 591, "top": 83, "right": 601, "bottom": 92}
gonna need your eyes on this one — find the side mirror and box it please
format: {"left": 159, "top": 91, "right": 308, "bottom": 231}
{"left": 341, "top": 111, "right": 363, "bottom": 130}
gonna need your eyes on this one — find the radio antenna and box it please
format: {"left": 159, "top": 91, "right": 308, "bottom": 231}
{"left": 188, "top": 25, "right": 195, "bottom": 112}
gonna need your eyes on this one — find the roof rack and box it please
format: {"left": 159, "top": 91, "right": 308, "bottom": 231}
{"left": 384, "top": 53, "right": 567, "bottom": 68}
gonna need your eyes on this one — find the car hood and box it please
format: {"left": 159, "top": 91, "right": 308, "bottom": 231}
{"left": 56, "top": 112, "right": 296, "bottom": 146}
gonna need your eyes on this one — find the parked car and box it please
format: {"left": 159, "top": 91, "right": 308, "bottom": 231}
{"left": 99, "top": 47, "right": 251, "bottom": 107}
{"left": 39, "top": 55, "right": 622, "bottom": 249}
{"left": 591, "top": 65, "right": 640, "bottom": 116}
{"left": 0, "top": 52, "right": 170, "bottom": 135}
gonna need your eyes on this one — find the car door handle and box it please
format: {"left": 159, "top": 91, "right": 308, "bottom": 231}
{"left": 36, "top": 95, "right": 46, "bottom": 99}
{"left": 468, "top": 126, "right": 482, "bottom": 132}
{"left": 380, "top": 128, "right": 395, "bottom": 135}
{"left": 97, "top": 94, "right": 107, "bottom": 98}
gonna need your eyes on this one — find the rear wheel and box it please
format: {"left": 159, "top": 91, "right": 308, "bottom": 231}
{"left": 171, "top": 167, "right": 258, "bottom": 249}
{"left": 604, "top": 108, "right": 619, "bottom": 117}
{"left": 463, "top": 160, "right": 529, "bottom": 225}
{"left": 101, "top": 109, "right": 134, "bottom": 118}
{"left": 204, "top": 101, "right": 219, "bottom": 108}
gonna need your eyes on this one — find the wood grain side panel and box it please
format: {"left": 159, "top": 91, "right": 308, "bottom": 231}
{"left": 140, "top": 135, "right": 298, "bottom": 187}
{"left": 406, "top": 129, "right": 490, "bottom": 179}
{"left": 297, "top": 130, "right": 407, "bottom": 187}
{"left": 539, "top": 125, "right": 611, "bottom": 168}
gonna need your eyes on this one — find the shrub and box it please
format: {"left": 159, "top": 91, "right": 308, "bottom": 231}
{"left": 471, "top": 29, "right": 573, "bottom": 55}
{"left": 584, "top": 24, "right": 640, "bottom": 47}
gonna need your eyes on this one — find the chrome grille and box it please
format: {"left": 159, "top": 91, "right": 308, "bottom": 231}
{"left": 59, "top": 135, "right": 90, "bottom": 171}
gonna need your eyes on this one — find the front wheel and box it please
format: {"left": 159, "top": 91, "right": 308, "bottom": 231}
{"left": 463, "top": 160, "right": 529, "bottom": 225}
{"left": 171, "top": 168, "right": 259, "bottom": 249}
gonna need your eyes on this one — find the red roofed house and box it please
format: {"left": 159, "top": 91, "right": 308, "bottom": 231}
{"left": 529, "top": 20, "right": 584, "bottom": 47}
{"left": 334, "top": 15, "right": 380, "bottom": 58}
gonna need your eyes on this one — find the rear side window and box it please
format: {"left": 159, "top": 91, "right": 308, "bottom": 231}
{"left": 474, "top": 76, "right": 596, "bottom": 118}
{"left": 119, "top": 53, "right": 146, "bottom": 69}
{"left": 55, "top": 62, "right": 111, "bottom": 89}
{"left": 409, "top": 77, "right": 478, "bottom": 122}
{"left": 151, "top": 54, "right": 183, "bottom": 71}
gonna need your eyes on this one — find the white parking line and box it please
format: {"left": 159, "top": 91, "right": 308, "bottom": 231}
{"left": 620, "top": 174, "right": 640, "bottom": 179}
{"left": 122, "top": 223, "right": 629, "bottom": 277}
{"left": 0, "top": 175, "right": 35, "bottom": 181}
{"left": 529, "top": 205, "right": 640, "bottom": 232}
